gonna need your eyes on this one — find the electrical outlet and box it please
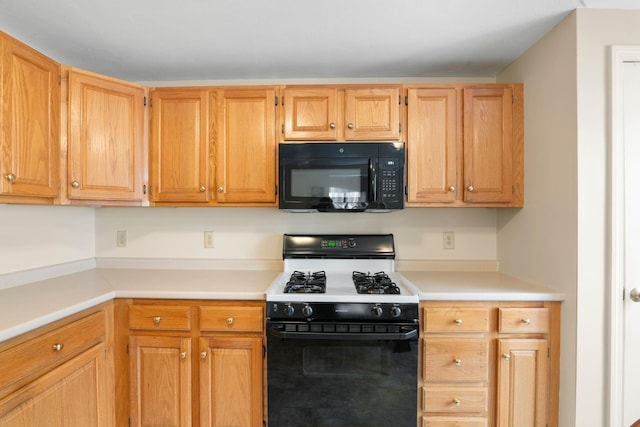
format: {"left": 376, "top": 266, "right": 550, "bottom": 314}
{"left": 204, "top": 231, "right": 215, "bottom": 248}
{"left": 117, "top": 230, "right": 128, "bottom": 248}
{"left": 442, "top": 231, "right": 455, "bottom": 249}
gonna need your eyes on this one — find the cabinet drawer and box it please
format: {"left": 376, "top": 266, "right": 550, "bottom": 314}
{"left": 422, "top": 417, "right": 487, "bottom": 427}
{"left": 0, "top": 311, "right": 105, "bottom": 397}
{"left": 423, "top": 307, "right": 489, "bottom": 333}
{"left": 423, "top": 338, "right": 488, "bottom": 383}
{"left": 129, "top": 305, "right": 192, "bottom": 331}
{"left": 422, "top": 387, "right": 487, "bottom": 415}
{"left": 498, "top": 308, "right": 549, "bottom": 333}
{"left": 200, "top": 305, "right": 263, "bottom": 332}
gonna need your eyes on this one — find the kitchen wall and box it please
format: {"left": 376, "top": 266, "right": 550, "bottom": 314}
{"left": 94, "top": 207, "right": 498, "bottom": 262}
{"left": 497, "top": 8, "right": 640, "bottom": 427}
{"left": 497, "top": 12, "right": 578, "bottom": 427}
{"left": 0, "top": 204, "right": 95, "bottom": 275}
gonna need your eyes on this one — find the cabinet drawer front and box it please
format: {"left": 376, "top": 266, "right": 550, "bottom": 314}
{"left": 422, "top": 417, "right": 487, "bottom": 427}
{"left": 422, "top": 387, "right": 487, "bottom": 415}
{"left": 129, "top": 305, "right": 192, "bottom": 331}
{"left": 0, "top": 311, "right": 105, "bottom": 396}
{"left": 423, "top": 338, "right": 488, "bottom": 383}
{"left": 498, "top": 308, "right": 549, "bottom": 333}
{"left": 423, "top": 307, "right": 489, "bottom": 333}
{"left": 200, "top": 306, "right": 263, "bottom": 332}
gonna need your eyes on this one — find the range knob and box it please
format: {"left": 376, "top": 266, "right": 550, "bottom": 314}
{"left": 390, "top": 305, "right": 402, "bottom": 318}
{"left": 302, "top": 304, "right": 313, "bottom": 317}
{"left": 284, "top": 304, "right": 295, "bottom": 316}
{"left": 347, "top": 238, "right": 357, "bottom": 248}
{"left": 371, "top": 304, "right": 383, "bottom": 317}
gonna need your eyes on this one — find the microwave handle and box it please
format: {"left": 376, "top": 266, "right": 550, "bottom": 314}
{"left": 369, "top": 159, "right": 377, "bottom": 203}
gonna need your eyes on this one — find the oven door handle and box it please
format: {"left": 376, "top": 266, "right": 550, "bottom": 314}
{"left": 267, "top": 327, "right": 418, "bottom": 341}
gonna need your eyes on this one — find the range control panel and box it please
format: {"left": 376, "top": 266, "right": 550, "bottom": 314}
{"left": 282, "top": 234, "right": 395, "bottom": 258}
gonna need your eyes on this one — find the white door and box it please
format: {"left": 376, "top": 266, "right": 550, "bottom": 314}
{"left": 622, "top": 59, "right": 640, "bottom": 427}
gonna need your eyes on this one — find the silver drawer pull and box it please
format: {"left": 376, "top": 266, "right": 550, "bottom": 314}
{"left": 522, "top": 318, "right": 531, "bottom": 325}
{"left": 454, "top": 358, "right": 462, "bottom": 366}
{"left": 454, "top": 319, "right": 463, "bottom": 326}
{"left": 452, "top": 398, "right": 461, "bottom": 406}
{"left": 52, "top": 343, "right": 64, "bottom": 352}
{"left": 153, "top": 316, "right": 161, "bottom": 324}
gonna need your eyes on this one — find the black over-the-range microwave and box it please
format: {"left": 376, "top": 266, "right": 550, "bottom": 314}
{"left": 278, "top": 142, "right": 405, "bottom": 212}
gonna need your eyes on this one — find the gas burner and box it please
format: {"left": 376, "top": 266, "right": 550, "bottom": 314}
{"left": 352, "top": 271, "right": 401, "bottom": 295}
{"left": 284, "top": 270, "right": 327, "bottom": 293}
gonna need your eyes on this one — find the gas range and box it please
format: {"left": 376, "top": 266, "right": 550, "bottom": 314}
{"left": 265, "top": 234, "right": 419, "bottom": 322}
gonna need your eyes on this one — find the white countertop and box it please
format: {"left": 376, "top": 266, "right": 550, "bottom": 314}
{"left": 0, "top": 264, "right": 564, "bottom": 343}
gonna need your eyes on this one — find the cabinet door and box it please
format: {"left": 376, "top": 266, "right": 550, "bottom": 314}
{"left": 406, "top": 88, "right": 459, "bottom": 203}
{"left": 212, "top": 88, "right": 276, "bottom": 203}
{"left": 129, "top": 335, "right": 192, "bottom": 427}
{"left": 199, "top": 336, "right": 263, "bottom": 427}
{"left": 344, "top": 87, "right": 400, "bottom": 140}
{"left": 0, "top": 343, "right": 111, "bottom": 427}
{"left": 463, "top": 87, "right": 514, "bottom": 203}
{"left": 496, "top": 339, "right": 548, "bottom": 427}
{"left": 150, "top": 89, "right": 208, "bottom": 202}
{"left": 283, "top": 87, "right": 338, "bottom": 140}
{"left": 68, "top": 69, "right": 145, "bottom": 201}
{"left": 0, "top": 33, "right": 60, "bottom": 200}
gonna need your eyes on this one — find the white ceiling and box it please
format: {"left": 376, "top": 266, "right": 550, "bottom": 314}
{"left": 0, "top": 0, "right": 638, "bottom": 82}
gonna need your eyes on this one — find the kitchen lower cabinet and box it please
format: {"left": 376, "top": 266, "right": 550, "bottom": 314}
{"left": 0, "top": 31, "right": 60, "bottom": 204}
{"left": 122, "top": 299, "right": 265, "bottom": 427}
{"left": 420, "top": 301, "right": 560, "bottom": 427}
{"left": 0, "top": 303, "right": 114, "bottom": 426}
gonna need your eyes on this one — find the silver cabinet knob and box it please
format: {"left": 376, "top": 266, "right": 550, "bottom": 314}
{"left": 200, "top": 351, "right": 208, "bottom": 359}
{"left": 217, "top": 186, "right": 224, "bottom": 193}
{"left": 452, "top": 398, "right": 461, "bottom": 406}
{"left": 329, "top": 122, "right": 336, "bottom": 129}
{"left": 522, "top": 318, "right": 531, "bottom": 325}
{"left": 502, "top": 353, "right": 511, "bottom": 360}
{"left": 227, "top": 317, "right": 234, "bottom": 326}
{"left": 347, "top": 123, "right": 354, "bottom": 130}
{"left": 467, "top": 185, "right": 475, "bottom": 192}
{"left": 52, "top": 343, "right": 64, "bottom": 352}
{"left": 454, "top": 319, "right": 463, "bottom": 326}
{"left": 180, "top": 351, "right": 187, "bottom": 360}
{"left": 449, "top": 186, "right": 456, "bottom": 192}
{"left": 153, "top": 316, "right": 161, "bottom": 324}
{"left": 630, "top": 288, "right": 640, "bottom": 302}
{"left": 199, "top": 186, "right": 206, "bottom": 192}
{"left": 71, "top": 181, "right": 80, "bottom": 188}
{"left": 454, "top": 358, "right": 462, "bottom": 366}
{"left": 4, "top": 173, "right": 16, "bottom": 183}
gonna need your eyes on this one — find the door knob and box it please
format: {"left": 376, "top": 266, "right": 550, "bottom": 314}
{"left": 630, "top": 288, "right": 640, "bottom": 302}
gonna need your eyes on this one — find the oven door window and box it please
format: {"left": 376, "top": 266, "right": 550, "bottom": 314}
{"left": 282, "top": 159, "right": 370, "bottom": 211}
{"left": 267, "top": 337, "right": 418, "bottom": 427}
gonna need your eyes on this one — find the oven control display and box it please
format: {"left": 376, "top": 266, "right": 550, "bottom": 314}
{"left": 321, "top": 238, "right": 356, "bottom": 249}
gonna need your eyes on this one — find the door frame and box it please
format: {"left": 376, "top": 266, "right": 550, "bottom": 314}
{"left": 608, "top": 45, "right": 640, "bottom": 427}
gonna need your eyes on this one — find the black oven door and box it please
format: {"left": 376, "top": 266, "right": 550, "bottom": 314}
{"left": 266, "top": 321, "right": 418, "bottom": 427}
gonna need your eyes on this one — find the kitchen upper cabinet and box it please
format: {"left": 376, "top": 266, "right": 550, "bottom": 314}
{"left": 0, "top": 31, "right": 60, "bottom": 203}
{"left": 405, "top": 84, "right": 523, "bottom": 207}
{"left": 211, "top": 88, "right": 277, "bottom": 204}
{"left": 67, "top": 68, "right": 146, "bottom": 203}
{"left": 282, "top": 85, "right": 401, "bottom": 141}
{"left": 150, "top": 88, "right": 209, "bottom": 203}
{"left": 406, "top": 87, "right": 459, "bottom": 203}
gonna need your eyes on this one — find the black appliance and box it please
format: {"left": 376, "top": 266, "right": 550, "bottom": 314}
{"left": 278, "top": 142, "right": 405, "bottom": 212}
{"left": 266, "top": 234, "right": 419, "bottom": 427}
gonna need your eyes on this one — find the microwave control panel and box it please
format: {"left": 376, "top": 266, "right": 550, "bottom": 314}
{"left": 379, "top": 159, "right": 403, "bottom": 202}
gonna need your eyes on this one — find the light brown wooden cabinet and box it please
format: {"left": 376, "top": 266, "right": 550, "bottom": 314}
{"left": 149, "top": 88, "right": 209, "bottom": 203}
{"left": 420, "top": 301, "right": 560, "bottom": 427}
{"left": 122, "top": 299, "right": 265, "bottom": 427}
{"left": 67, "top": 67, "right": 146, "bottom": 204}
{"left": 0, "top": 303, "right": 114, "bottom": 426}
{"left": 0, "top": 31, "right": 60, "bottom": 204}
{"left": 211, "top": 88, "right": 277, "bottom": 204}
{"left": 282, "top": 85, "right": 401, "bottom": 141}
{"left": 406, "top": 84, "right": 523, "bottom": 207}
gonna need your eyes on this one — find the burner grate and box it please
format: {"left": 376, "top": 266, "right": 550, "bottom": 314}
{"left": 352, "top": 271, "right": 401, "bottom": 295}
{"left": 284, "top": 270, "right": 327, "bottom": 293}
